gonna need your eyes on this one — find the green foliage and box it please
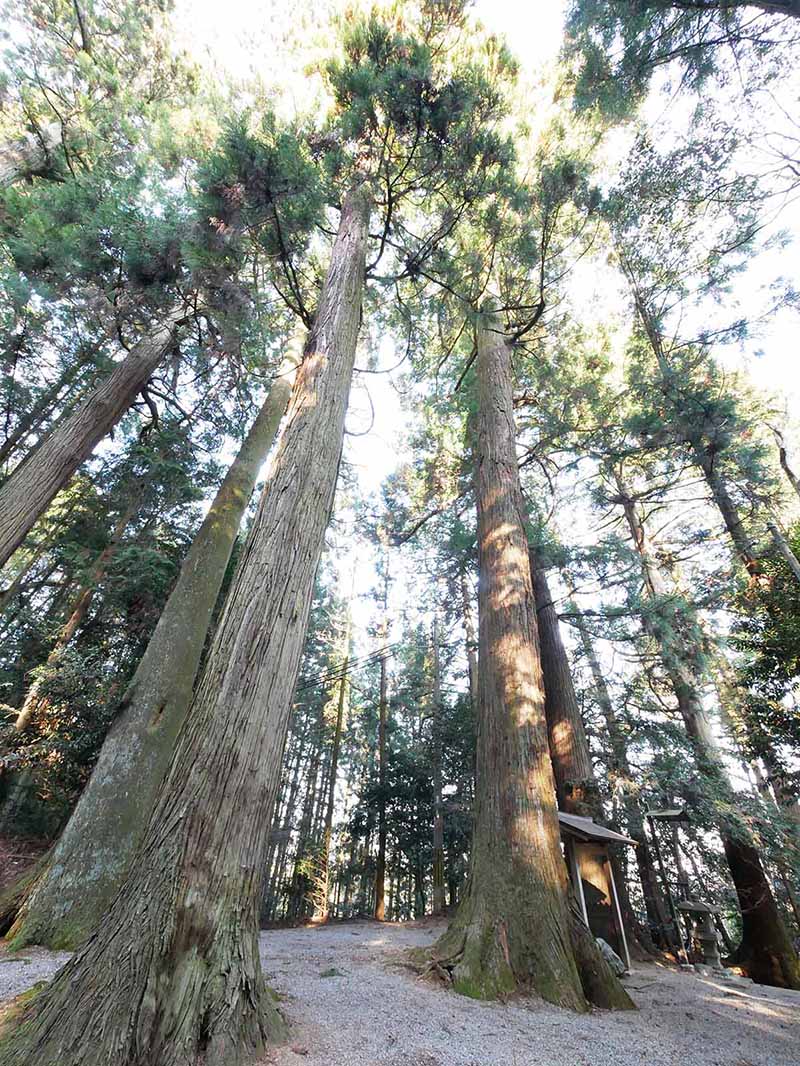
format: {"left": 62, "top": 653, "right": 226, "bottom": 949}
{"left": 732, "top": 524, "right": 800, "bottom": 755}
{"left": 566, "top": 0, "right": 799, "bottom": 117}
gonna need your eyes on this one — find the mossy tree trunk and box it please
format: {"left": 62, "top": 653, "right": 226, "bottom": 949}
{"left": 428, "top": 314, "right": 632, "bottom": 1011}
{"left": 0, "top": 184, "right": 370, "bottom": 1066}
{"left": 0, "top": 309, "right": 186, "bottom": 569}
{"left": 6, "top": 346, "right": 299, "bottom": 949}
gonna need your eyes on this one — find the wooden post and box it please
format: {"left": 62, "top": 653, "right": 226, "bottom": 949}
{"left": 606, "top": 857, "right": 632, "bottom": 971}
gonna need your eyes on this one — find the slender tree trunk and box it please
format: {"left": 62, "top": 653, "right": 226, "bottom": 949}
{"left": 628, "top": 278, "right": 766, "bottom": 582}
{"left": 262, "top": 718, "right": 307, "bottom": 923}
{"left": 289, "top": 735, "right": 321, "bottom": 920}
{"left": 11, "top": 493, "right": 141, "bottom": 738}
{"left": 0, "top": 185, "right": 370, "bottom": 1066}
{"left": 374, "top": 552, "right": 390, "bottom": 920}
{"left": 767, "top": 519, "right": 800, "bottom": 584}
{"left": 460, "top": 567, "right": 479, "bottom": 712}
{"left": 0, "top": 352, "right": 95, "bottom": 474}
{"left": 532, "top": 554, "right": 654, "bottom": 957}
{"left": 0, "top": 538, "right": 53, "bottom": 616}
{"left": 567, "top": 593, "right": 672, "bottom": 951}
{"left": 428, "top": 313, "right": 631, "bottom": 1011}
{"left": 617, "top": 477, "right": 800, "bottom": 989}
{"left": 686, "top": 438, "right": 761, "bottom": 578}
{"left": 0, "top": 309, "right": 186, "bottom": 570}
{"left": 530, "top": 551, "right": 596, "bottom": 816}
{"left": 431, "top": 614, "right": 446, "bottom": 917}
{"left": 0, "top": 491, "right": 144, "bottom": 834}
{"left": 773, "top": 429, "right": 800, "bottom": 502}
{"left": 358, "top": 808, "right": 374, "bottom": 915}
{"left": 6, "top": 348, "right": 300, "bottom": 949}
{"left": 316, "top": 604, "right": 351, "bottom": 921}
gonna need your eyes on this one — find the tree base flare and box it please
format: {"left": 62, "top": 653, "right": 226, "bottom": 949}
{"left": 0, "top": 940, "right": 288, "bottom": 1066}
{"left": 411, "top": 895, "right": 636, "bottom": 1013}
{"left": 414, "top": 892, "right": 588, "bottom": 1011}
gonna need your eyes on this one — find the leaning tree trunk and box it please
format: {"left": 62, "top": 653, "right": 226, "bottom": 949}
{"left": 10, "top": 489, "right": 143, "bottom": 737}
{"left": 0, "top": 308, "right": 186, "bottom": 570}
{"left": 773, "top": 429, "right": 800, "bottom": 502}
{"left": 530, "top": 549, "right": 597, "bottom": 817}
{"left": 0, "top": 350, "right": 95, "bottom": 473}
{"left": 767, "top": 519, "right": 800, "bottom": 584}
{"left": 628, "top": 276, "right": 763, "bottom": 580}
{"left": 426, "top": 313, "right": 632, "bottom": 1012}
{"left": 0, "top": 494, "right": 143, "bottom": 835}
{"left": 5, "top": 348, "right": 299, "bottom": 949}
{"left": 563, "top": 585, "right": 670, "bottom": 952}
{"left": 531, "top": 552, "right": 654, "bottom": 957}
{"left": 617, "top": 478, "right": 800, "bottom": 990}
{"left": 0, "top": 185, "right": 370, "bottom": 1066}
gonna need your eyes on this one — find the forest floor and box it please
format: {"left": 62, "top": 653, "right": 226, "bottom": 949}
{"left": 1, "top": 918, "right": 799, "bottom": 1065}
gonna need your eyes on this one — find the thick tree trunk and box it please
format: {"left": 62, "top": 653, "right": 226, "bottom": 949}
{"left": 0, "top": 309, "right": 186, "bottom": 570}
{"left": 374, "top": 555, "right": 389, "bottom": 921}
{"left": 431, "top": 614, "right": 446, "bottom": 917}
{"left": 617, "top": 479, "right": 800, "bottom": 989}
{"left": 0, "top": 185, "right": 370, "bottom": 1066}
{"left": 6, "top": 349, "right": 299, "bottom": 949}
{"left": 428, "top": 314, "right": 631, "bottom": 1011}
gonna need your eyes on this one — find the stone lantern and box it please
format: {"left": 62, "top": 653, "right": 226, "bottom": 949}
{"left": 676, "top": 899, "right": 723, "bottom": 972}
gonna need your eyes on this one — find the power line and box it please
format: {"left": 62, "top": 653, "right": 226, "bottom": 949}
{"left": 295, "top": 640, "right": 401, "bottom": 691}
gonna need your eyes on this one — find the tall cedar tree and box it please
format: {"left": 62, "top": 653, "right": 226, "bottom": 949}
{"left": 0, "top": 184, "right": 371, "bottom": 1066}
{"left": 426, "top": 313, "right": 633, "bottom": 1011}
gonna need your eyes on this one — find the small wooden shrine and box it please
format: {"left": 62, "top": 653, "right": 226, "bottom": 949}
{"left": 558, "top": 812, "right": 637, "bottom": 970}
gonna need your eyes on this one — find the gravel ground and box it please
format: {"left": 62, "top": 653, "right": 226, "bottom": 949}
{"left": 2, "top": 919, "right": 799, "bottom": 1065}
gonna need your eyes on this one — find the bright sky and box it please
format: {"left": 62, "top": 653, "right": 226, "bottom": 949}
{"left": 170, "top": 0, "right": 572, "bottom": 640}
{"left": 172, "top": 0, "right": 800, "bottom": 733}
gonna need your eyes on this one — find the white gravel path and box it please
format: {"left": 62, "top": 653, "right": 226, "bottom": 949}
{"left": 2, "top": 919, "right": 799, "bottom": 1065}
